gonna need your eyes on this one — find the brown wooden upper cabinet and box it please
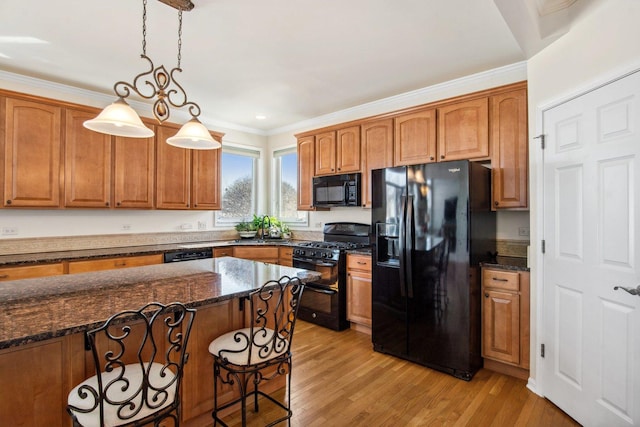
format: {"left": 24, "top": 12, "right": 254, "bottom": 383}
{"left": 192, "top": 145, "right": 222, "bottom": 210}
{"left": 156, "top": 124, "right": 192, "bottom": 209}
{"left": 114, "top": 128, "right": 156, "bottom": 209}
{"left": 64, "top": 108, "right": 112, "bottom": 208}
{"left": 491, "top": 89, "right": 528, "bottom": 209}
{"left": 437, "top": 97, "right": 489, "bottom": 161}
{"left": 360, "top": 119, "right": 394, "bottom": 208}
{"left": 156, "top": 123, "right": 223, "bottom": 210}
{"left": 2, "top": 97, "right": 62, "bottom": 207}
{"left": 393, "top": 109, "right": 437, "bottom": 166}
{"left": 297, "top": 135, "right": 315, "bottom": 210}
{"left": 315, "top": 126, "right": 360, "bottom": 176}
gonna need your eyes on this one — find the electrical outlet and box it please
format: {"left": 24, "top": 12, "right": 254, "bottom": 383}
{"left": 198, "top": 221, "right": 206, "bottom": 231}
{"left": 518, "top": 227, "right": 530, "bottom": 237}
{"left": 1, "top": 226, "right": 18, "bottom": 235}
{"left": 121, "top": 224, "right": 132, "bottom": 231}
{"left": 180, "top": 223, "right": 193, "bottom": 230}
{"left": 315, "top": 222, "right": 322, "bottom": 228}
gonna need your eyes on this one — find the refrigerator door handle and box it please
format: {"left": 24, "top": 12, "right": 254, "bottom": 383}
{"left": 406, "top": 195, "right": 414, "bottom": 298}
{"left": 398, "top": 195, "right": 407, "bottom": 298}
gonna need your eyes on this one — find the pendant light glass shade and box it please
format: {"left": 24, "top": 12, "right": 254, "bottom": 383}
{"left": 83, "top": 98, "right": 154, "bottom": 138}
{"left": 166, "top": 117, "right": 221, "bottom": 149}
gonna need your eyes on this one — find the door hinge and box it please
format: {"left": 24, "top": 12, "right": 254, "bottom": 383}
{"left": 534, "top": 134, "right": 545, "bottom": 149}
{"left": 541, "top": 343, "right": 546, "bottom": 358}
{"left": 541, "top": 239, "right": 546, "bottom": 254}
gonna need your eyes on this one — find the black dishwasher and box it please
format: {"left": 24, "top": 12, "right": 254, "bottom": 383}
{"left": 163, "top": 248, "right": 213, "bottom": 263}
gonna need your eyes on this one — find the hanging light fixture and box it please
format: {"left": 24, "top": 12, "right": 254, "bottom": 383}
{"left": 84, "top": 0, "right": 220, "bottom": 150}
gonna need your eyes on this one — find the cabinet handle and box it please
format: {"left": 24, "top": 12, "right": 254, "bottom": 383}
{"left": 430, "top": 156, "right": 434, "bottom": 161}
{"left": 105, "top": 202, "right": 109, "bottom": 207}
{"left": 492, "top": 277, "right": 509, "bottom": 282}
{"left": 494, "top": 201, "right": 499, "bottom": 206}
{"left": 6, "top": 200, "right": 11, "bottom": 205}
{"left": 115, "top": 262, "right": 127, "bottom": 267}
{"left": 116, "top": 202, "right": 121, "bottom": 206}
{"left": 0, "top": 274, "right": 9, "bottom": 279}
{"left": 440, "top": 155, "right": 445, "bottom": 159}
{"left": 484, "top": 293, "right": 489, "bottom": 298}
{"left": 338, "top": 167, "right": 341, "bottom": 171}
{"left": 357, "top": 261, "right": 367, "bottom": 265}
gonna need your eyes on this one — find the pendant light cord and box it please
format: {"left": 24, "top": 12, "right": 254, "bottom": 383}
{"left": 142, "top": 0, "right": 147, "bottom": 56}
{"left": 141, "top": 0, "right": 182, "bottom": 68}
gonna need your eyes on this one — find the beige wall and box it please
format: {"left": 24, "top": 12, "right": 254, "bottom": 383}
{"left": 527, "top": 0, "right": 640, "bottom": 389}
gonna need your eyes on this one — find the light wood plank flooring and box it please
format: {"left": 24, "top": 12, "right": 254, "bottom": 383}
{"left": 217, "top": 320, "right": 580, "bottom": 426}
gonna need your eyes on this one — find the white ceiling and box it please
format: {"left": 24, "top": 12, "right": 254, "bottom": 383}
{"left": 0, "top": 0, "right": 529, "bottom": 133}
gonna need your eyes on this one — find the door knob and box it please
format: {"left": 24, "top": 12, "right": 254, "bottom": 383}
{"left": 613, "top": 285, "right": 640, "bottom": 296}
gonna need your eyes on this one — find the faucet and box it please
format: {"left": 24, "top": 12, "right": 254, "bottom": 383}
{"left": 260, "top": 215, "right": 271, "bottom": 240}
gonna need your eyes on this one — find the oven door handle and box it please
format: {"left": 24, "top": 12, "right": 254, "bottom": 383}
{"left": 304, "top": 284, "right": 338, "bottom": 295}
{"left": 293, "top": 257, "right": 336, "bottom": 268}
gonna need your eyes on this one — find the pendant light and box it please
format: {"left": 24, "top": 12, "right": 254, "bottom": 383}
{"left": 84, "top": 0, "right": 220, "bottom": 149}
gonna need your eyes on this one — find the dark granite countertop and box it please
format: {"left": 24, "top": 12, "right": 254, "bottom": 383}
{"left": 0, "top": 257, "right": 319, "bottom": 350}
{"left": 481, "top": 256, "right": 529, "bottom": 272}
{"left": 0, "top": 239, "right": 302, "bottom": 267}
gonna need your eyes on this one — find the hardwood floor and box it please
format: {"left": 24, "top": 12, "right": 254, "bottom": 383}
{"left": 216, "top": 320, "right": 580, "bottom": 426}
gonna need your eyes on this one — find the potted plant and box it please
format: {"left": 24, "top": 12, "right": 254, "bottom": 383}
{"left": 235, "top": 221, "right": 257, "bottom": 239}
{"left": 281, "top": 223, "right": 292, "bottom": 239}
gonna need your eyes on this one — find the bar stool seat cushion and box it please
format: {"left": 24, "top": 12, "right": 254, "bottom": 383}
{"left": 209, "top": 327, "right": 287, "bottom": 366}
{"left": 67, "top": 362, "right": 176, "bottom": 427}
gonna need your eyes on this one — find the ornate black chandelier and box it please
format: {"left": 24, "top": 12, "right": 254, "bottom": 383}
{"left": 84, "top": 0, "right": 220, "bottom": 150}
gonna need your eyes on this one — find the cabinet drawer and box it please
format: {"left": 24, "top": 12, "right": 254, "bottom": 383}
{"left": 214, "top": 247, "right": 233, "bottom": 257}
{"left": 482, "top": 269, "right": 519, "bottom": 291}
{"left": 0, "top": 263, "right": 65, "bottom": 281}
{"left": 347, "top": 254, "right": 372, "bottom": 271}
{"left": 68, "top": 254, "right": 163, "bottom": 274}
{"left": 233, "top": 246, "right": 279, "bottom": 260}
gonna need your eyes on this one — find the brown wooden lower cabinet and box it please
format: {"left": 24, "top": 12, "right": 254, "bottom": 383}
{"left": 346, "top": 253, "right": 372, "bottom": 334}
{"left": 0, "top": 262, "right": 64, "bottom": 281}
{"left": 481, "top": 267, "right": 530, "bottom": 380}
{"left": 278, "top": 246, "right": 293, "bottom": 266}
{"left": 232, "top": 246, "right": 279, "bottom": 264}
{"left": 67, "top": 254, "right": 163, "bottom": 274}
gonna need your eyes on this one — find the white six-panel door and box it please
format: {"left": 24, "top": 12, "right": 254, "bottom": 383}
{"left": 542, "top": 70, "right": 640, "bottom": 426}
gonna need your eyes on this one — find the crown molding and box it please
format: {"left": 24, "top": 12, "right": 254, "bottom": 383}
{"left": 267, "top": 61, "right": 528, "bottom": 136}
{"left": 1, "top": 61, "right": 527, "bottom": 138}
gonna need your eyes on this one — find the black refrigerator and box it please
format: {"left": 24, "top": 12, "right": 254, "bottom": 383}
{"left": 371, "top": 160, "right": 495, "bottom": 381}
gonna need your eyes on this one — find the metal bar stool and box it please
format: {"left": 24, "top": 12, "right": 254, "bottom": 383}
{"left": 67, "top": 301, "right": 196, "bottom": 426}
{"left": 209, "top": 275, "right": 305, "bottom": 426}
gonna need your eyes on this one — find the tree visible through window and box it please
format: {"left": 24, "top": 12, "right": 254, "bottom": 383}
{"left": 274, "top": 149, "right": 307, "bottom": 224}
{"left": 216, "top": 148, "right": 258, "bottom": 223}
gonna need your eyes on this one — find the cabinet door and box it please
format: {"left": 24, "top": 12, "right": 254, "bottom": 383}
{"left": 482, "top": 289, "right": 520, "bottom": 364}
{"left": 314, "top": 131, "right": 336, "bottom": 175}
{"left": 114, "top": 131, "right": 155, "bottom": 208}
{"left": 394, "top": 109, "right": 436, "bottom": 166}
{"left": 491, "top": 88, "right": 528, "bottom": 209}
{"left": 347, "top": 268, "right": 372, "bottom": 327}
{"left": 192, "top": 139, "right": 222, "bottom": 210}
{"left": 437, "top": 97, "right": 489, "bottom": 161}
{"left": 361, "top": 119, "right": 393, "bottom": 208}
{"left": 64, "top": 108, "right": 112, "bottom": 208}
{"left": 278, "top": 246, "right": 293, "bottom": 267}
{"left": 156, "top": 124, "right": 191, "bottom": 209}
{"left": 297, "top": 136, "right": 315, "bottom": 210}
{"left": 3, "top": 97, "right": 62, "bottom": 207}
{"left": 336, "top": 126, "right": 361, "bottom": 173}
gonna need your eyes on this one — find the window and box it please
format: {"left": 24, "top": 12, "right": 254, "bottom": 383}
{"left": 273, "top": 148, "right": 307, "bottom": 225}
{"left": 215, "top": 147, "right": 259, "bottom": 224}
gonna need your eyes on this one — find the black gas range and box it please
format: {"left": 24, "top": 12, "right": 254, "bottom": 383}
{"left": 292, "top": 223, "right": 370, "bottom": 331}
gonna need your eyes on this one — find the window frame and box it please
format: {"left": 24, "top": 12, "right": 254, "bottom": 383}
{"left": 272, "top": 147, "right": 308, "bottom": 226}
{"left": 214, "top": 146, "right": 260, "bottom": 226}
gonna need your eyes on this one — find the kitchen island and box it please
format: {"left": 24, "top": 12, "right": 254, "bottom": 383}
{"left": 0, "top": 257, "right": 319, "bottom": 426}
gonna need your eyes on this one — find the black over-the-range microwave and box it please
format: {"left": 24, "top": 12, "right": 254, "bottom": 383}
{"left": 313, "top": 173, "right": 361, "bottom": 207}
